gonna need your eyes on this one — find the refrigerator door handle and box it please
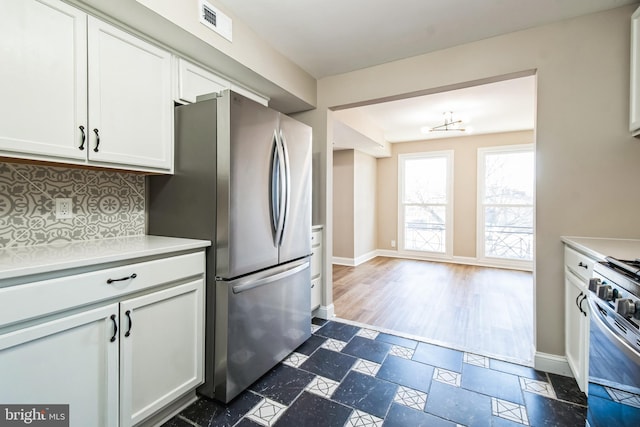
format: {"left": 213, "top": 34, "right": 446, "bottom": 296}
{"left": 270, "top": 129, "right": 286, "bottom": 246}
{"left": 231, "top": 260, "right": 310, "bottom": 294}
{"left": 279, "top": 129, "right": 292, "bottom": 246}
{"left": 276, "top": 130, "right": 287, "bottom": 245}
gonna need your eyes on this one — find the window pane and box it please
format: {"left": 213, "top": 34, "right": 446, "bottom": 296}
{"left": 404, "top": 205, "right": 446, "bottom": 253}
{"left": 484, "top": 151, "right": 534, "bottom": 204}
{"left": 484, "top": 206, "right": 533, "bottom": 260}
{"left": 403, "top": 157, "right": 447, "bottom": 204}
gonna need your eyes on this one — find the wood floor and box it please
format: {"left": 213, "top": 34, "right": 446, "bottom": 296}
{"left": 333, "top": 257, "right": 534, "bottom": 364}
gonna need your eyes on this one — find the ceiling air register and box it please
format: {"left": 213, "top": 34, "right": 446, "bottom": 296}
{"left": 199, "top": 0, "right": 233, "bottom": 42}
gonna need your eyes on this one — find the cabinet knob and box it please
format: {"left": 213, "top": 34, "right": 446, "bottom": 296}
{"left": 578, "top": 262, "right": 588, "bottom": 269}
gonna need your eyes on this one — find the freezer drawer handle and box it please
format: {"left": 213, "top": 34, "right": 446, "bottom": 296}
{"left": 107, "top": 273, "right": 137, "bottom": 284}
{"left": 232, "top": 262, "right": 309, "bottom": 294}
{"left": 109, "top": 314, "right": 117, "bottom": 342}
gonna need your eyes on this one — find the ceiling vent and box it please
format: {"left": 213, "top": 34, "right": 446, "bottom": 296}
{"left": 199, "top": 0, "right": 232, "bottom": 42}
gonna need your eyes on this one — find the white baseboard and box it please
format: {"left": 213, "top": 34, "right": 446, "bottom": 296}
{"left": 534, "top": 352, "right": 573, "bottom": 377}
{"left": 374, "top": 250, "right": 532, "bottom": 271}
{"left": 332, "top": 250, "right": 378, "bottom": 267}
{"left": 314, "top": 304, "right": 335, "bottom": 320}
{"left": 355, "top": 250, "right": 377, "bottom": 266}
{"left": 332, "top": 256, "right": 354, "bottom": 266}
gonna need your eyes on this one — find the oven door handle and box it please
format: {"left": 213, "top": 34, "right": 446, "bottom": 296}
{"left": 587, "top": 294, "right": 640, "bottom": 360}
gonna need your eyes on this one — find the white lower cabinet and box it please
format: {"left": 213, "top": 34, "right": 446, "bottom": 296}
{"left": 0, "top": 304, "right": 120, "bottom": 426}
{"left": 120, "top": 279, "right": 204, "bottom": 426}
{"left": 565, "top": 270, "right": 589, "bottom": 392}
{"left": 0, "top": 250, "right": 205, "bottom": 426}
{"left": 563, "top": 245, "right": 593, "bottom": 393}
{"left": 311, "top": 227, "right": 323, "bottom": 310}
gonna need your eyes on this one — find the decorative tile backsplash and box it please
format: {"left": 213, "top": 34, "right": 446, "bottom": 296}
{"left": 0, "top": 163, "right": 145, "bottom": 248}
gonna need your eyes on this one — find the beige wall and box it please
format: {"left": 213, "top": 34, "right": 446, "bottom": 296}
{"left": 333, "top": 150, "right": 355, "bottom": 258}
{"left": 354, "top": 150, "right": 377, "bottom": 259}
{"left": 303, "top": 5, "right": 640, "bottom": 358}
{"left": 377, "top": 131, "right": 534, "bottom": 257}
{"left": 332, "top": 149, "right": 378, "bottom": 261}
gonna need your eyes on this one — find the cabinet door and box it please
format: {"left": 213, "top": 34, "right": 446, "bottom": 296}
{"left": 0, "top": 304, "right": 119, "bottom": 427}
{"left": 177, "top": 58, "right": 230, "bottom": 104}
{"left": 565, "top": 270, "right": 588, "bottom": 392}
{"left": 0, "top": 0, "right": 87, "bottom": 161}
{"left": 119, "top": 280, "right": 204, "bottom": 426}
{"left": 311, "top": 277, "right": 322, "bottom": 310}
{"left": 87, "top": 16, "right": 173, "bottom": 171}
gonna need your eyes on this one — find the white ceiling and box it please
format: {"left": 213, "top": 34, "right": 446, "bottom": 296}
{"left": 358, "top": 75, "right": 536, "bottom": 142}
{"left": 215, "top": 0, "right": 636, "bottom": 79}
{"left": 215, "top": 0, "right": 631, "bottom": 156}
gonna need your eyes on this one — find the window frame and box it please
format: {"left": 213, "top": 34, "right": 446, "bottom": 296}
{"left": 476, "top": 144, "right": 534, "bottom": 270}
{"left": 397, "top": 150, "right": 454, "bottom": 259}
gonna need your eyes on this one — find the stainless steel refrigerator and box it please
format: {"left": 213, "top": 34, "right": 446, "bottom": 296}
{"left": 148, "top": 90, "right": 312, "bottom": 403}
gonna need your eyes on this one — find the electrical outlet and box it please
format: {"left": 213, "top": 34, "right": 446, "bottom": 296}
{"left": 55, "top": 198, "right": 73, "bottom": 219}
{"left": 391, "top": 240, "right": 396, "bottom": 248}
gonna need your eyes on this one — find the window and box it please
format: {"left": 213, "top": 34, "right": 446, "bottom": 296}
{"left": 399, "top": 151, "right": 453, "bottom": 256}
{"left": 478, "top": 145, "right": 534, "bottom": 263}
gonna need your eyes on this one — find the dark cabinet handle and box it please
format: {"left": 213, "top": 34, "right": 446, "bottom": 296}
{"left": 107, "top": 273, "right": 137, "bottom": 284}
{"left": 79, "top": 126, "right": 86, "bottom": 150}
{"left": 579, "top": 294, "right": 587, "bottom": 316}
{"left": 578, "top": 262, "right": 588, "bottom": 269}
{"left": 93, "top": 128, "right": 100, "bottom": 152}
{"left": 125, "top": 310, "right": 132, "bottom": 337}
{"left": 110, "top": 314, "right": 117, "bottom": 342}
{"left": 575, "top": 291, "right": 583, "bottom": 310}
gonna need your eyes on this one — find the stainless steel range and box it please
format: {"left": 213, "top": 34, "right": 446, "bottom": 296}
{"left": 587, "top": 257, "right": 640, "bottom": 426}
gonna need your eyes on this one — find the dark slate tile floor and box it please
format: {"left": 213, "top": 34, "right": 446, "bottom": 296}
{"left": 163, "top": 319, "right": 587, "bottom": 427}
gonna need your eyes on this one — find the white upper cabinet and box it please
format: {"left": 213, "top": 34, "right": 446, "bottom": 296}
{"left": 176, "top": 57, "right": 269, "bottom": 107}
{"left": 0, "top": 0, "right": 173, "bottom": 173}
{"left": 87, "top": 17, "right": 173, "bottom": 171}
{"left": 631, "top": 6, "right": 640, "bottom": 136}
{"left": 177, "top": 58, "right": 230, "bottom": 104}
{"left": 0, "top": 0, "right": 87, "bottom": 161}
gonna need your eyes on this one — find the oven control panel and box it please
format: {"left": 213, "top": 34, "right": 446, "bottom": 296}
{"left": 590, "top": 273, "right": 640, "bottom": 329}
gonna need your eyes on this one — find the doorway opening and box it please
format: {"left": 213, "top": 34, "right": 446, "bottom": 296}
{"left": 330, "top": 74, "right": 536, "bottom": 365}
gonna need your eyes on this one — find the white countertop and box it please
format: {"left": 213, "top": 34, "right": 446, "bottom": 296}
{"left": 0, "top": 235, "right": 211, "bottom": 281}
{"left": 561, "top": 236, "right": 640, "bottom": 261}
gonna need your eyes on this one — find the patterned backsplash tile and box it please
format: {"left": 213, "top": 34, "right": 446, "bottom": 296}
{"left": 0, "top": 163, "right": 145, "bottom": 248}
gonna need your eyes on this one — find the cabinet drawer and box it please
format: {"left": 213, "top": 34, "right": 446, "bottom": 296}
{"left": 0, "top": 252, "right": 204, "bottom": 329}
{"left": 311, "top": 277, "right": 321, "bottom": 310}
{"left": 564, "top": 246, "right": 594, "bottom": 281}
{"left": 311, "top": 246, "right": 321, "bottom": 278}
{"left": 311, "top": 230, "right": 322, "bottom": 247}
